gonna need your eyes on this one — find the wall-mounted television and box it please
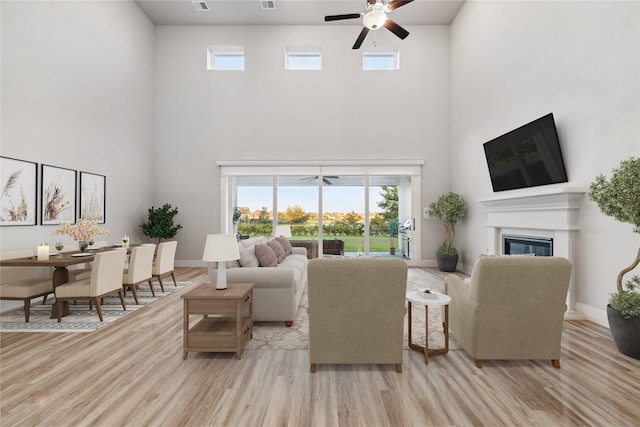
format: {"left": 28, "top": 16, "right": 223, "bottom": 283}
{"left": 483, "top": 113, "right": 568, "bottom": 192}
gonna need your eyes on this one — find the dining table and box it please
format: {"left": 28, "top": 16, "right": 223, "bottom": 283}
{"left": 0, "top": 244, "right": 139, "bottom": 318}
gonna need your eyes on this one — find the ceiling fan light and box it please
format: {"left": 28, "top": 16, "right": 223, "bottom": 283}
{"left": 363, "top": 10, "right": 387, "bottom": 30}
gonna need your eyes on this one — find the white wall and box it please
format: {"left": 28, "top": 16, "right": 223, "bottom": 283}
{"left": 1, "top": 1, "right": 156, "bottom": 250}
{"left": 450, "top": 0, "right": 640, "bottom": 326}
{"left": 153, "top": 25, "right": 453, "bottom": 262}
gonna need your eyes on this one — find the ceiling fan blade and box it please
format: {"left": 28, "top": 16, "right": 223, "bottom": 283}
{"left": 325, "top": 13, "right": 361, "bottom": 22}
{"left": 352, "top": 27, "right": 369, "bottom": 49}
{"left": 384, "top": 19, "right": 410, "bottom": 40}
{"left": 387, "top": 0, "right": 414, "bottom": 11}
{"left": 322, "top": 178, "right": 332, "bottom": 185}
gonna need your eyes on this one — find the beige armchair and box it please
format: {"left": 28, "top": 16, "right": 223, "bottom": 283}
{"left": 307, "top": 258, "right": 407, "bottom": 373}
{"left": 445, "top": 256, "right": 572, "bottom": 368}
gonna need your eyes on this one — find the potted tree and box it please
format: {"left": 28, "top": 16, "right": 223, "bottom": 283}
{"left": 140, "top": 203, "right": 183, "bottom": 245}
{"left": 589, "top": 156, "right": 640, "bottom": 359}
{"left": 388, "top": 217, "right": 399, "bottom": 255}
{"left": 427, "top": 192, "right": 466, "bottom": 272}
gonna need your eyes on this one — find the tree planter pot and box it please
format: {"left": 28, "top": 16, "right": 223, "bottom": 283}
{"left": 607, "top": 305, "right": 640, "bottom": 360}
{"left": 436, "top": 254, "right": 458, "bottom": 272}
{"left": 390, "top": 247, "right": 396, "bottom": 255}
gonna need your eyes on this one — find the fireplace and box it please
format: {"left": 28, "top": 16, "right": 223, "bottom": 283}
{"left": 503, "top": 235, "right": 553, "bottom": 256}
{"left": 480, "top": 188, "right": 586, "bottom": 316}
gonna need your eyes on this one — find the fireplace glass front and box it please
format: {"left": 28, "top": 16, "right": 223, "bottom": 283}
{"left": 503, "top": 235, "right": 553, "bottom": 256}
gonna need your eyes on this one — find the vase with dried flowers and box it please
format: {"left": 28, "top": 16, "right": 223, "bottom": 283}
{"left": 51, "top": 218, "right": 110, "bottom": 252}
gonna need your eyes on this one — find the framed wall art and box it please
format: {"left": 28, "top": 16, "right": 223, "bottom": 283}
{"left": 80, "top": 171, "right": 106, "bottom": 223}
{"left": 41, "top": 164, "right": 76, "bottom": 225}
{"left": 0, "top": 156, "right": 38, "bottom": 226}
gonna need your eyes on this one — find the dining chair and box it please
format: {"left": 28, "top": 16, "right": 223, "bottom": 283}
{"left": 122, "top": 244, "right": 156, "bottom": 304}
{"left": 54, "top": 249, "right": 127, "bottom": 322}
{"left": 151, "top": 241, "right": 178, "bottom": 292}
{"left": 65, "top": 241, "right": 112, "bottom": 281}
{"left": 0, "top": 249, "right": 54, "bottom": 322}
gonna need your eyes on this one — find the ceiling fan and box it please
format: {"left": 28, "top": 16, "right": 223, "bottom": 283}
{"left": 324, "top": 0, "right": 414, "bottom": 49}
{"left": 299, "top": 176, "right": 339, "bottom": 185}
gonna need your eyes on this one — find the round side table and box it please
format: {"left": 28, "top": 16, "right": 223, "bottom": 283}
{"left": 406, "top": 291, "right": 451, "bottom": 364}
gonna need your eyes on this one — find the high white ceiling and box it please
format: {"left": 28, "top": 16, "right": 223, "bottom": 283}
{"left": 134, "top": 0, "right": 466, "bottom": 26}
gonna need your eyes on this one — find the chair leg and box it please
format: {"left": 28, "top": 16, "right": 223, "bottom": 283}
{"left": 118, "top": 289, "right": 126, "bottom": 311}
{"left": 42, "top": 294, "right": 48, "bottom": 305}
{"left": 23, "top": 299, "right": 31, "bottom": 323}
{"left": 475, "top": 359, "right": 483, "bottom": 368}
{"left": 93, "top": 298, "right": 103, "bottom": 321}
{"left": 157, "top": 276, "right": 165, "bottom": 293}
{"left": 148, "top": 281, "right": 156, "bottom": 297}
{"left": 396, "top": 364, "right": 402, "bottom": 373}
{"left": 310, "top": 363, "right": 317, "bottom": 373}
{"left": 89, "top": 299, "right": 93, "bottom": 310}
{"left": 148, "top": 280, "right": 159, "bottom": 295}
{"left": 130, "top": 285, "right": 139, "bottom": 305}
{"left": 171, "top": 271, "right": 177, "bottom": 287}
{"left": 284, "top": 321, "right": 293, "bottom": 327}
{"left": 551, "top": 359, "right": 561, "bottom": 369}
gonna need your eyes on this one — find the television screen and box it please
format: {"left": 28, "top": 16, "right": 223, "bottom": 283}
{"left": 483, "top": 113, "right": 568, "bottom": 192}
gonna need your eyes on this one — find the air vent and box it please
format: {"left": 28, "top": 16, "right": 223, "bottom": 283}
{"left": 260, "top": 1, "right": 276, "bottom": 10}
{"left": 192, "top": 1, "right": 209, "bottom": 11}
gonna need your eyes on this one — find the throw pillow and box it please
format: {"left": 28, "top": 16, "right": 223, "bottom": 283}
{"left": 276, "top": 236, "right": 293, "bottom": 256}
{"left": 267, "top": 239, "right": 286, "bottom": 263}
{"left": 238, "top": 245, "right": 259, "bottom": 268}
{"left": 254, "top": 243, "right": 278, "bottom": 267}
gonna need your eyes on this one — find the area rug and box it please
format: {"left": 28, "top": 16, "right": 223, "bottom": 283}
{"left": 246, "top": 276, "right": 460, "bottom": 350}
{"left": 0, "top": 282, "right": 192, "bottom": 333}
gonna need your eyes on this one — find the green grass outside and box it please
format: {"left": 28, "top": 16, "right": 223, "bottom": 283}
{"left": 290, "top": 235, "right": 394, "bottom": 252}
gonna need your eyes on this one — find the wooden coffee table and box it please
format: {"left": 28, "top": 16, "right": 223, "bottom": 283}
{"left": 181, "top": 282, "right": 254, "bottom": 360}
{"left": 406, "top": 291, "right": 451, "bottom": 364}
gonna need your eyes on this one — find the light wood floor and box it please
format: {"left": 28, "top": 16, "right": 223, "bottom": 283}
{"left": 1, "top": 267, "right": 639, "bottom": 426}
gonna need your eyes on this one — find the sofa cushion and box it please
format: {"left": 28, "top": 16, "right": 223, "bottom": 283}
{"left": 276, "top": 236, "right": 293, "bottom": 256}
{"left": 239, "top": 236, "right": 267, "bottom": 248}
{"left": 238, "top": 245, "right": 259, "bottom": 267}
{"left": 255, "top": 243, "right": 278, "bottom": 267}
{"left": 267, "top": 239, "right": 286, "bottom": 263}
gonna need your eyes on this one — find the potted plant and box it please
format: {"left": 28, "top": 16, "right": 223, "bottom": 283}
{"left": 139, "top": 203, "right": 183, "bottom": 245}
{"left": 388, "top": 217, "right": 399, "bottom": 255}
{"left": 589, "top": 156, "right": 640, "bottom": 359}
{"left": 232, "top": 207, "right": 241, "bottom": 238}
{"left": 427, "top": 192, "right": 466, "bottom": 272}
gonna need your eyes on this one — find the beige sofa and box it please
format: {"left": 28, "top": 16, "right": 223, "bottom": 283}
{"left": 307, "top": 258, "right": 407, "bottom": 373}
{"left": 209, "top": 236, "right": 307, "bottom": 326}
{"left": 445, "top": 256, "right": 572, "bottom": 368}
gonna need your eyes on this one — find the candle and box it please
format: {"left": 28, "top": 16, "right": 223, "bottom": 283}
{"left": 37, "top": 243, "right": 49, "bottom": 261}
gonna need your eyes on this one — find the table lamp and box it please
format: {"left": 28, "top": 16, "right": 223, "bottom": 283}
{"left": 202, "top": 234, "right": 240, "bottom": 290}
{"left": 274, "top": 224, "right": 292, "bottom": 238}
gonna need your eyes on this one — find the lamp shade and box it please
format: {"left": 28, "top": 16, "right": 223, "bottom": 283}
{"left": 274, "top": 225, "right": 292, "bottom": 238}
{"left": 202, "top": 234, "right": 240, "bottom": 262}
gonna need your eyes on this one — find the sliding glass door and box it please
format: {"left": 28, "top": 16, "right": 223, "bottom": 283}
{"left": 220, "top": 161, "right": 422, "bottom": 260}
{"left": 277, "top": 176, "right": 318, "bottom": 239}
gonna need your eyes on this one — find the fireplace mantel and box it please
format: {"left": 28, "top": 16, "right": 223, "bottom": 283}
{"left": 479, "top": 187, "right": 587, "bottom": 316}
{"left": 479, "top": 187, "right": 587, "bottom": 231}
